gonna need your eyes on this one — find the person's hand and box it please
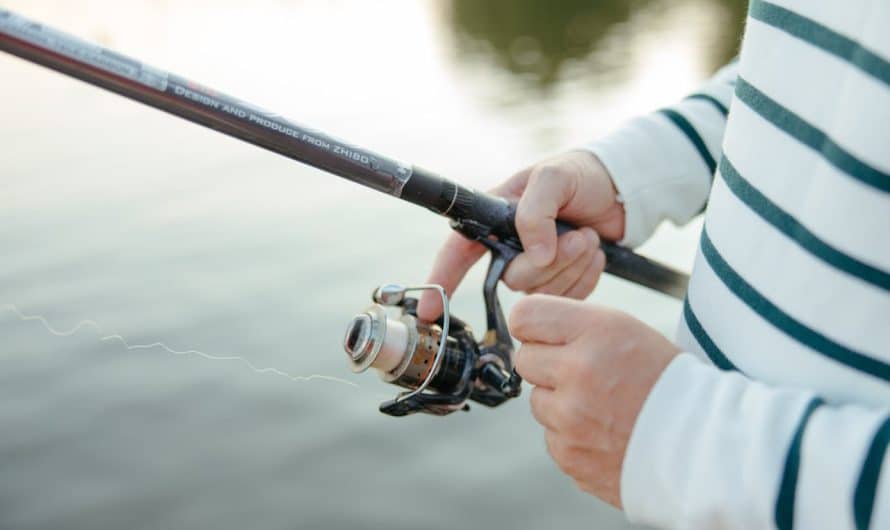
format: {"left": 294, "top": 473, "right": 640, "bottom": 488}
{"left": 417, "top": 151, "right": 625, "bottom": 321}
{"left": 510, "top": 294, "right": 679, "bottom": 508}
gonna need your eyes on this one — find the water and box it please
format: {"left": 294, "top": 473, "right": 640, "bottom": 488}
{"left": 0, "top": 1, "right": 745, "bottom": 528}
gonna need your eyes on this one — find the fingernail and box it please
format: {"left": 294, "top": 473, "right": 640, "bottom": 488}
{"left": 527, "top": 243, "right": 550, "bottom": 266}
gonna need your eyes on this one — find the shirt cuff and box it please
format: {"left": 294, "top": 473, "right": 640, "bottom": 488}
{"left": 619, "top": 352, "right": 813, "bottom": 529}
{"left": 581, "top": 111, "right": 716, "bottom": 248}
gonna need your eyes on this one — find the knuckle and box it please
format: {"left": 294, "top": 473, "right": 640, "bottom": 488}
{"left": 584, "top": 267, "right": 598, "bottom": 285}
{"left": 504, "top": 278, "right": 534, "bottom": 294}
{"left": 552, "top": 448, "right": 580, "bottom": 477}
{"left": 508, "top": 294, "right": 544, "bottom": 335}
{"left": 557, "top": 459, "right": 576, "bottom": 477}
{"left": 503, "top": 256, "right": 546, "bottom": 293}
{"left": 582, "top": 265, "right": 600, "bottom": 286}
{"left": 527, "top": 163, "right": 572, "bottom": 198}
{"left": 565, "top": 352, "right": 597, "bottom": 384}
{"left": 528, "top": 385, "right": 541, "bottom": 407}
{"left": 583, "top": 271, "right": 604, "bottom": 297}
{"left": 529, "top": 281, "right": 559, "bottom": 296}
{"left": 532, "top": 163, "right": 564, "bottom": 181}
{"left": 579, "top": 235, "right": 598, "bottom": 258}
{"left": 580, "top": 278, "right": 598, "bottom": 299}
{"left": 545, "top": 435, "right": 568, "bottom": 464}
{"left": 564, "top": 422, "right": 588, "bottom": 444}
{"left": 529, "top": 388, "right": 549, "bottom": 422}
{"left": 508, "top": 298, "right": 533, "bottom": 336}
{"left": 574, "top": 479, "right": 596, "bottom": 496}
{"left": 551, "top": 400, "right": 571, "bottom": 430}
{"left": 587, "top": 228, "right": 601, "bottom": 249}
{"left": 514, "top": 205, "right": 538, "bottom": 232}
{"left": 565, "top": 255, "right": 594, "bottom": 285}
{"left": 558, "top": 232, "right": 584, "bottom": 261}
{"left": 587, "top": 268, "right": 602, "bottom": 285}
{"left": 557, "top": 400, "right": 584, "bottom": 434}
{"left": 501, "top": 268, "right": 528, "bottom": 292}
{"left": 594, "top": 249, "right": 607, "bottom": 271}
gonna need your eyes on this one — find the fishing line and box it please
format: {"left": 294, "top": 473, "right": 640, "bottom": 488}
{"left": 1, "top": 303, "right": 359, "bottom": 388}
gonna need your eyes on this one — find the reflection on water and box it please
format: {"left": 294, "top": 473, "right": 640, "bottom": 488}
{"left": 0, "top": 1, "right": 742, "bottom": 529}
{"left": 448, "top": 0, "right": 746, "bottom": 91}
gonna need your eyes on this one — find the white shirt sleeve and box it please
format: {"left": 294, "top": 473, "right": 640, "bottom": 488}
{"left": 582, "top": 61, "right": 739, "bottom": 247}
{"left": 621, "top": 353, "right": 890, "bottom": 530}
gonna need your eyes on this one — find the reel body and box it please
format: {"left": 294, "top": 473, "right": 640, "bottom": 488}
{"left": 342, "top": 229, "right": 523, "bottom": 416}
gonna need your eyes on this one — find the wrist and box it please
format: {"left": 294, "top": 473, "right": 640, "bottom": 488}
{"left": 577, "top": 140, "right": 650, "bottom": 248}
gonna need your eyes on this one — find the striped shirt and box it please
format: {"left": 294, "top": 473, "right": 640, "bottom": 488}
{"left": 585, "top": 1, "right": 890, "bottom": 528}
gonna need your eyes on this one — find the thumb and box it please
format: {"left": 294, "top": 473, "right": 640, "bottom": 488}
{"left": 416, "top": 231, "right": 487, "bottom": 321}
{"left": 515, "top": 166, "right": 575, "bottom": 267}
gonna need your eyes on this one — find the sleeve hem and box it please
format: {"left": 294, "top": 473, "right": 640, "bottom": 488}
{"left": 577, "top": 142, "right": 652, "bottom": 248}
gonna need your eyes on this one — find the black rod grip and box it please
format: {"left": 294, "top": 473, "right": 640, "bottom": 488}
{"left": 401, "top": 168, "right": 689, "bottom": 299}
{"left": 487, "top": 195, "right": 689, "bottom": 300}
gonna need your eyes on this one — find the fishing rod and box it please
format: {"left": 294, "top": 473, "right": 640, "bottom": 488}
{"left": 0, "top": 9, "right": 689, "bottom": 416}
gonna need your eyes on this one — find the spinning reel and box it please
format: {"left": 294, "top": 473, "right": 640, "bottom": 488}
{"left": 342, "top": 226, "right": 523, "bottom": 416}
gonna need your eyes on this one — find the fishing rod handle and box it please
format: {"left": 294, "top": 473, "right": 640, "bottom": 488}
{"left": 499, "top": 200, "right": 690, "bottom": 300}
{"left": 401, "top": 169, "right": 689, "bottom": 300}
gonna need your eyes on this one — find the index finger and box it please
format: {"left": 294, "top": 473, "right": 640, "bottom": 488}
{"left": 416, "top": 231, "right": 487, "bottom": 321}
{"left": 508, "top": 294, "right": 588, "bottom": 344}
{"left": 416, "top": 172, "right": 531, "bottom": 321}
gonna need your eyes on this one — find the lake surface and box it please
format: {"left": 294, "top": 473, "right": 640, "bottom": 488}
{"left": 0, "top": 1, "right": 744, "bottom": 528}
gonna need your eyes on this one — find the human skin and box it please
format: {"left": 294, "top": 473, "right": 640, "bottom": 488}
{"left": 416, "top": 151, "right": 680, "bottom": 508}
{"left": 510, "top": 294, "right": 679, "bottom": 507}
{"left": 416, "top": 150, "right": 624, "bottom": 321}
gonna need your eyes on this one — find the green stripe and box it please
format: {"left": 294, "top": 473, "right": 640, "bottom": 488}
{"left": 719, "top": 156, "right": 890, "bottom": 292}
{"left": 775, "top": 397, "right": 824, "bottom": 530}
{"left": 683, "top": 297, "right": 738, "bottom": 371}
{"left": 854, "top": 417, "right": 890, "bottom": 530}
{"left": 700, "top": 228, "right": 890, "bottom": 381}
{"left": 659, "top": 108, "right": 717, "bottom": 175}
{"left": 749, "top": 0, "right": 890, "bottom": 86}
{"left": 686, "top": 93, "right": 729, "bottom": 117}
{"left": 735, "top": 77, "right": 890, "bottom": 193}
